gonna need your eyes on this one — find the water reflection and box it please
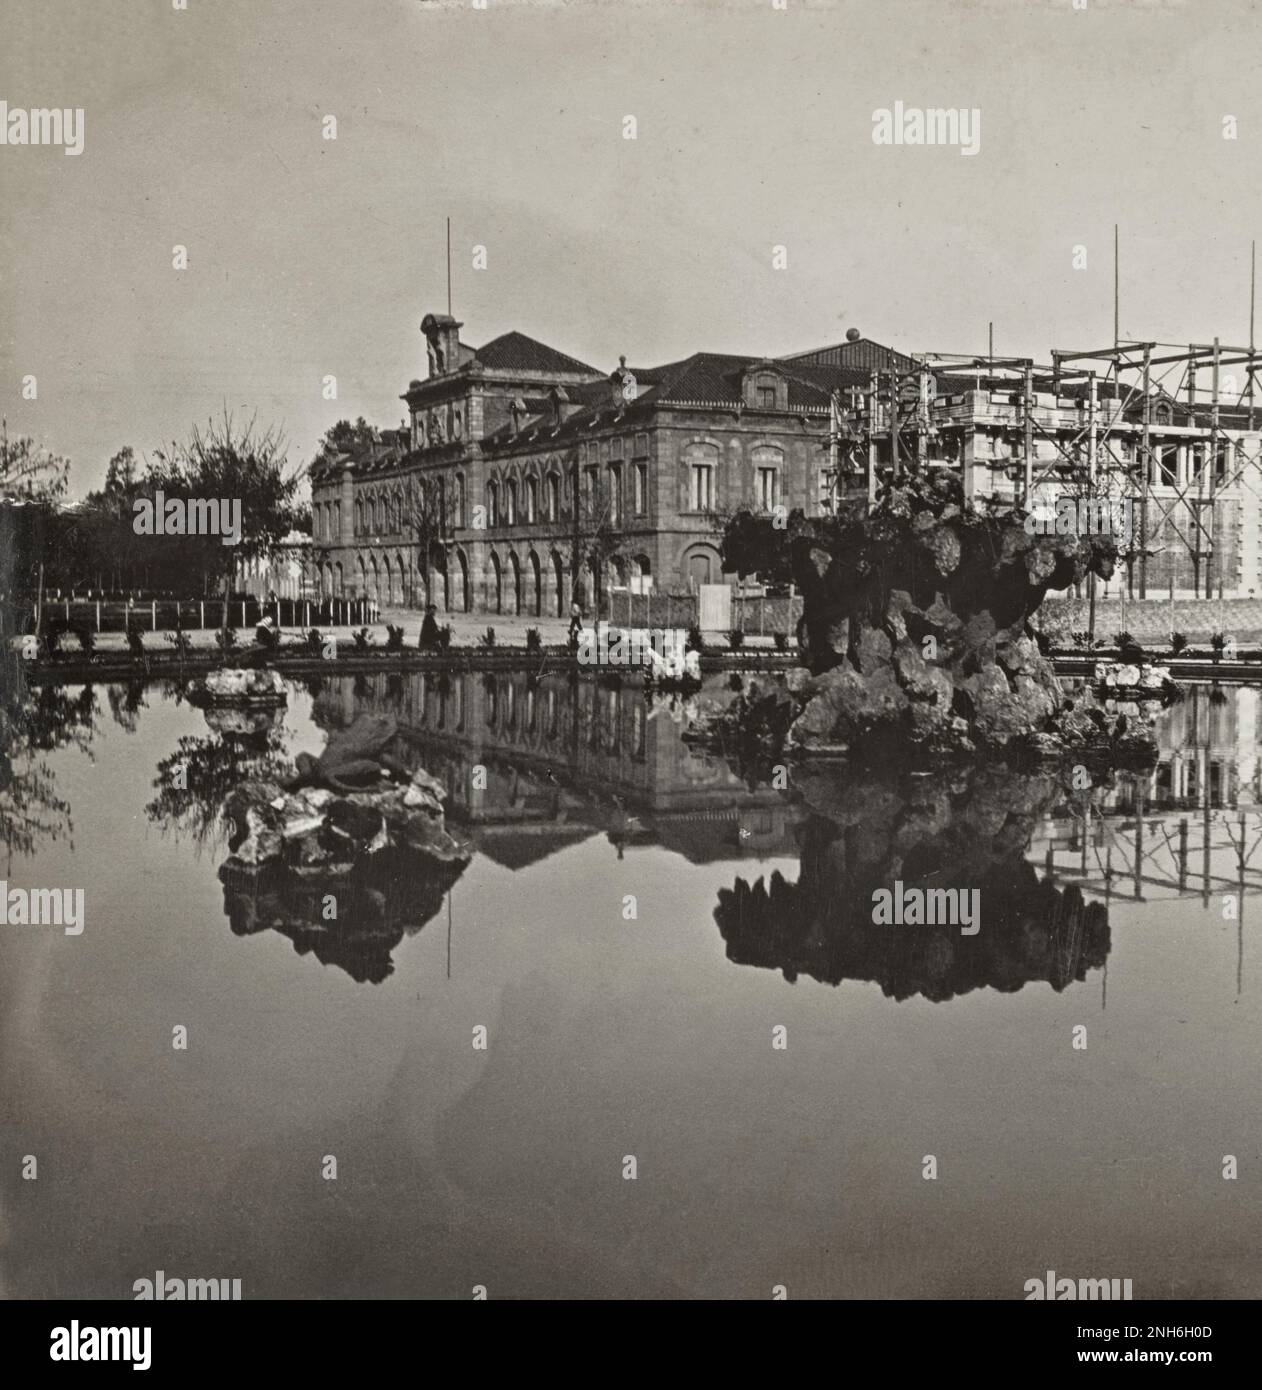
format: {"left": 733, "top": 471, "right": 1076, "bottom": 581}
{"left": 9, "top": 665, "right": 1261, "bottom": 997}
{"left": 0, "top": 657, "right": 100, "bottom": 861}
{"left": 716, "top": 763, "right": 1109, "bottom": 1000}
{"left": 307, "top": 669, "right": 795, "bottom": 865}
{"left": 218, "top": 849, "right": 464, "bottom": 985}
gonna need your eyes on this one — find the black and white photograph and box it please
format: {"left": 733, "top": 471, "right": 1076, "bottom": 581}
{"left": 1, "top": 0, "right": 1259, "bottom": 1358}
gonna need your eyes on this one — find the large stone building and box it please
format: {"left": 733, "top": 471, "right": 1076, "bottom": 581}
{"left": 309, "top": 313, "right": 908, "bottom": 615}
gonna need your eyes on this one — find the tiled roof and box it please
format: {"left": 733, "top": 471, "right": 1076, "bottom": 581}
{"left": 782, "top": 338, "right": 917, "bottom": 373}
{"left": 472, "top": 331, "right": 599, "bottom": 377}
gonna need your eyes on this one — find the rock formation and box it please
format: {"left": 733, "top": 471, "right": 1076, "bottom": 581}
{"left": 721, "top": 471, "right": 1154, "bottom": 759}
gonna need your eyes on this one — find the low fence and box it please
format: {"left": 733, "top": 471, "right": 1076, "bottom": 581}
{"left": 1, "top": 596, "right": 371, "bottom": 635}
{"left": 1040, "top": 595, "right": 1262, "bottom": 645}
{"left": 603, "top": 590, "right": 801, "bottom": 635}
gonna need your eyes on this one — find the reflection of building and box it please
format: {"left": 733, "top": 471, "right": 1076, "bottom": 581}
{"left": 1029, "top": 684, "right": 1262, "bottom": 909}
{"left": 308, "top": 315, "right": 908, "bottom": 613}
{"left": 309, "top": 671, "right": 804, "bottom": 868}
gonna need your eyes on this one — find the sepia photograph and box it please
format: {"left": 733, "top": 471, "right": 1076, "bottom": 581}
{"left": 1, "top": 0, "right": 1258, "bottom": 1361}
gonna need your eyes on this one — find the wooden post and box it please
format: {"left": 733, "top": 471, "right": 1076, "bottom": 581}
{"left": 1140, "top": 344, "right": 1151, "bottom": 599}
{"left": 151, "top": 600, "right": 156, "bottom": 631}
{"left": 867, "top": 372, "right": 878, "bottom": 505}
{"left": 199, "top": 600, "right": 205, "bottom": 630}
{"left": 95, "top": 600, "right": 101, "bottom": 631}
{"left": 1087, "top": 373, "right": 1098, "bottom": 646}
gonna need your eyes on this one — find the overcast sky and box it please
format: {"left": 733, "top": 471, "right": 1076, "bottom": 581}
{"left": 2, "top": 0, "right": 1260, "bottom": 497}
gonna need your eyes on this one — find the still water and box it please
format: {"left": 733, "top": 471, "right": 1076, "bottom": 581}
{"left": 1, "top": 671, "right": 1258, "bottom": 1299}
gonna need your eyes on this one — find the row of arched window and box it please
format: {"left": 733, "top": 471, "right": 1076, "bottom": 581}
{"left": 485, "top": 472, "right": 561, "bottom": 528}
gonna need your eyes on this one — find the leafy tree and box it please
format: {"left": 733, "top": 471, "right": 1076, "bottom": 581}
{"left": 151, "top": 412, "right": 301, "bottom": 653}
{"left": 319, "top": 417, "right": 377, "bottom": 457}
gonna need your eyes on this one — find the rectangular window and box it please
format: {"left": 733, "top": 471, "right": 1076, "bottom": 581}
{"left": 691, "top": 463, "right": 714, "bottom": 511}
{"left": 634, "top": 463, "right": 647, "bottom": 515}
{"left": 758, "top": 468, "right": 778, "bottom": 510}
{"left": 757, "top": 386, "right": 776, "bottom": 409}
{"left": 584, "top": 466, "right": 599, "bottom": 514}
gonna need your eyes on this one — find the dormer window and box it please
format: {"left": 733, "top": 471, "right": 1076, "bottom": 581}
{"left": 743, "top": 367, "right": 787, "bottom": 411}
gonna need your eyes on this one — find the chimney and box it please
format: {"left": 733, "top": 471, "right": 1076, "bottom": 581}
{"left": 421, "top": 313, "right": 463, "bottom": 378}
{"left": 510, "top": 396, "right": 527, "bottom": 435}
{"left": 610, "top": 355, "right": 636, "bottom": 406}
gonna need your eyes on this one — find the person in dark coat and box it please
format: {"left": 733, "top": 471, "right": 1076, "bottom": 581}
{"left": 419, "top": 604, "right": 441, "bottom": 651}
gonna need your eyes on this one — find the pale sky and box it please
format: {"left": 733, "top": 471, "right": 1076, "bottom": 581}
{"left": 2, "top": 0, "right": 1260, "bottom": 497}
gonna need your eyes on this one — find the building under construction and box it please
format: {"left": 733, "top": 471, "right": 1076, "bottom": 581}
{"left": 828, "top": 340, "right": 1262, "bottom": 601}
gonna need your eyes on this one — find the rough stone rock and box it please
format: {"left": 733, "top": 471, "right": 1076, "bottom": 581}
{"left": 712, "top": 470, "right": 1157, "bottom": 762}
{"left": 197, "top": 667, "right": 286, "bottom": 703}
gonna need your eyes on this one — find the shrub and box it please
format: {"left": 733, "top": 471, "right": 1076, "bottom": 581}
{"left": 773, "top": 630, "right": 789, "bottom": 652}
{"left": 525, "top": 627, "right": 542, "bottom": 652}
{"left": 686, "top": 625, "right": 704, "bottom": 653}
{"left": 1211, "top": 632, "right": 1226, "bottom": 662}
{"left": 214, "top": 627, "right": 236, "bottom": 653}
{"left": 352, "top": 627, "right": 370, "bottom": 650}
{"left": 125, "top": 627, "right": 144, "bottom": 660}
{"left": 728, "top": 629, "right": 746, "bottom": 650}
{"left": 1113, "top": 631, "right": 1134, "bottom": 649}
{"left": 306, "top": 628, "right": 323, "bottom": 652}
{"left": 481, "top": 627, "right": 496, "bottom": 648}
{"left": 1170, "top": 632, "right": 1188, "bottom": 654}
{"left": 438, "top": 624, "right": 453, "bottom": 651}
{"left": 165, "top": 630, "right": 191, "bottom": 657}
{"left": 385, "top": 624, "right": 405, "bottom": 652}
{"left": 76, "top": 625, "right": 96, "bottom": 655}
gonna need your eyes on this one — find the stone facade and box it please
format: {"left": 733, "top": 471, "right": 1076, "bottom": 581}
{"left": 309, "top": 315, "right": 901, "bottom": 614}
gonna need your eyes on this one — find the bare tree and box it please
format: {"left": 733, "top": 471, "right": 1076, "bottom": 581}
{"left": 399, "top": 470, "right": 458, "bottom": 607}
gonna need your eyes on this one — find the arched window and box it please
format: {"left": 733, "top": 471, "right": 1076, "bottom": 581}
{"left": 547, "top": 473, "right": 560, "bottom": 523}
{"left": 354, "top": 498, "right": 363, "bottom": 535}
{"left": 506, "top": 479, "right": 518, "bottom": 525}
{"left": 487, "top": 480, "right": 499, "bottom": 528}
{"left": 526, "top": 476, "right": 538, "bottom": 523}
{"left": 455, "top": 474, "right": 465, "bottom": 528}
